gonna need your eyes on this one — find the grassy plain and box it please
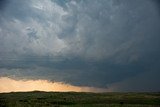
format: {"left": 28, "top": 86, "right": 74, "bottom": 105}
{"left": 0, "top": 91, "right": 160, "bottom": 107}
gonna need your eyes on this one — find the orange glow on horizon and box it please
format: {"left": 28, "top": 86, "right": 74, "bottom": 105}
{"left": 0, "top": 77, "right": 108, "bottom": 93}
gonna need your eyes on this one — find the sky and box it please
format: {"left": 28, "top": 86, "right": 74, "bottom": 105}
{"left": 0, "top": 0, "right": 160, "bottom": 92}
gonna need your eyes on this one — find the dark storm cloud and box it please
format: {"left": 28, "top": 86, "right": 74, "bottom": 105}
{"left": 0, "top": 0, "right": 8, "bottom": 10}
{"left": 0, "top": 0, "right": 160, "bottom": 91}
{"left": 154, "top": 0, "right": 160, "bottom": 7}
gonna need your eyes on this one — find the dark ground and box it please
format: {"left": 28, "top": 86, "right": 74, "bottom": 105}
{"left": 0, "top": 91, "right": 160, "bottom": 107}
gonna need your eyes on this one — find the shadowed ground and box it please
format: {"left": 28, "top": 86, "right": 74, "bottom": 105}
{"left": 0, "top": 91, "right": 160, "bottom": 107}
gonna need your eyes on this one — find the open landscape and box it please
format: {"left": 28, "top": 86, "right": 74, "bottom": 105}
{"left": 0, "top": 91, "right": 160, "bottom": 107}
{"left": 1, "top": 0, "right": 160, "bottom": 107}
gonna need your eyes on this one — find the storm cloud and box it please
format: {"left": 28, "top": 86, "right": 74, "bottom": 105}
{"left": 0, "top": 0, "right": 160, "bottom": 91}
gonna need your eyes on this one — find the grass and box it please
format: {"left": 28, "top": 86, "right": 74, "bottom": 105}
{"left": 0, "top": 91, "right": 160, "bottom": 107}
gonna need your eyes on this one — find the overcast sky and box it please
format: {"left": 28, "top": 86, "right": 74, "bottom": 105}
{"left": 0, "top": 0, "right": 160, "bottom": 92}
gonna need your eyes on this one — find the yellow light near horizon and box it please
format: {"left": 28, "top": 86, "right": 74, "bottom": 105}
{"left": 0, "top": 77, "right": 107, "bottom": 93}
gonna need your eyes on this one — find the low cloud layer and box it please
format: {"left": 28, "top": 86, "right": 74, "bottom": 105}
{"left": 0, "top": 77, "right": 107, "bottom": 92}
{"left": 0, "top": 0, "right": 160, "bottom": 91}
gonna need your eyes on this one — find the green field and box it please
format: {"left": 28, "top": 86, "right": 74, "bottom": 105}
{"left": 0, "top": 91, "right": 160, "bottom": 107}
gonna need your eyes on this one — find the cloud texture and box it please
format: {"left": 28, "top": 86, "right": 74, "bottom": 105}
{"left": 0, "top": 0, "right": 160, "bottom": 91}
